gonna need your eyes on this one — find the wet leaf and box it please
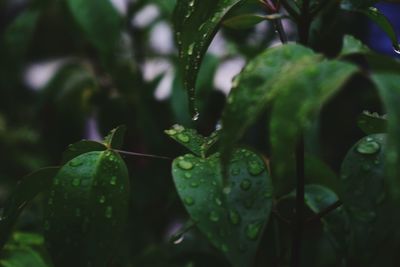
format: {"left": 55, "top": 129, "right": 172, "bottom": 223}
{"left": 44, "top": 151, "right": 129, "bottom": 267}
{"left": 0, "top": 168, "right": 59, "bottom": 251}
{"left": 173, "top": 0, "right": 245, "bottom": 119}
{"left": 340, "top": 134, "right": 398, "bottom": 265}
{"left": 171, "top": 148, "right": 273, "bottom": 267}
{"left": 270, "top": 59, "right": 357, "bottom": 195}
{"left": 223, "top": 14, "right": 266, "bottom": 29}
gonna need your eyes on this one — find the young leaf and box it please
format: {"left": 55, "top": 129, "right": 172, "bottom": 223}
{"left": 171, "top": 148, "right": 273, "bottom": 267}
{"left": 0, "top": 168, "right": 59, "bottom": 251}
{"left": 357, "top": 111, "right": 387, "bottom": 134}
{"left": 173, "top": 0, "right": 245, "bottom": 119}
{"left": 220, "top": 44, "right": 317, "bottom": 169}
{"left": 269, "top": 59, "right": 357, "bottom": 195}
{"left": 103, "top": 125, "right": 126, "bottom": 149}
{"left": 44, "top": 151, "right": 129, "bottom": 267}
{"left": 62, "top": 140, "right": 106, "bottom": 164}
{"left": 340, "top": 134, "right": 398, "bottom": 265}
{"left": 67, "top": 0, "right": 122, "bottom": 57}
{"left": 165, "top": 125, "right": 219, "bottom": 157}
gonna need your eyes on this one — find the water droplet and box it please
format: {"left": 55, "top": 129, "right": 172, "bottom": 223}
{"left": 229, "top": 210, "right": 241, "bottom": 225}
{"left": 223, "top": 186, "right": 231, "bottom": 195}
{"left": 231, "top": 167, "right": 240, "bottom": 176}
{"left": 356, "top": 140, "right": 380, "bottom": 155}
{"left": 215, "top": 197, "right": 222, "bottom": 206}
{"left": 99, "top": 195, "right": 106, "bottom": 204}
{"left": 247, "top": 160, "right": 264, "bottom": 176}
{"left": 165, "top": 129, "right": 177, "bottom": 136}
{"left": 190, "top": 181, "right": 199, "bottom": 188}
{"left": 245, "top": 222, "right": 262, "bottom": 240}
{"left": 178, "top": 160, "right": 194, "bottom": 170}
{"left": 75, "top": 208, "right": 81, "bottom": 217}
{"left": 172, "top": 234, "right": 184, "bottom": 245}
{"left": 184, "top": 172, "right": 192, "bottom": 179}
{"left": 177, "top": 133, "right": 190, "bottom": 143}
{"left": 209, "top": 211, "right": 220, "bottom": 222}
{"left": 240, "top": 179, "right": 252, "bottom": 191}
{"left": 341, "top": 173, "right": 349, "bottom": 180}
{"left": 192, "top": 111, "right": 200, "bottom": 121}
{"left": 110, "top": 176, "right": 117, "bottom": 185}
{"left": 221, "top": 244, "right": 229, "bottom": 252}
{"left": 47, "top": 198, "right": 53, "bottom": 205}
{"left": 69, "top": 159, "right": 83, "bottom": 167}
{"left": 394, "top": 44, "right": 400, "bottom": 55}
{"left": 187, "top": 43, "right": 195, "bottom": 56}
{"left": 184, "top": 197, "right": 195, "bottom": 206}
{"left": 105, "top": 206, "right": 113, "bottom": 219}
{"left": 72, "top": 178, "right": 80, "bottom": 187}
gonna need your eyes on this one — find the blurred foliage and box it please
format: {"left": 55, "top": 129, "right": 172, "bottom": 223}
{"left": 0, "top": 0, "right": 399, "bottom": 266}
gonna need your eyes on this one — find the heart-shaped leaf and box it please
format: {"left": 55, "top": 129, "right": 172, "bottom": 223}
{"left": 171, "top": 148, "right": 273, "bottom": 267}
{"left": 0, "top": 168, "right": 59, "bottom": 251}
{"left": 340, "top": 134, "right": 399, "bottom": 265}
{"left": 173, "top": 0, "right": 245, "bottom": 119}
{"left": 357, "top": 111, "right": 387, "bottom": 135}
{"left": 44, "top": 150, "right": 129, "bottom": 267}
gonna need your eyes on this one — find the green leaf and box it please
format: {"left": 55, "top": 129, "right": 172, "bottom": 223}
{"left": 339, "top": 35, "right": 370, "bottom": 57}
{"left": 103, "top": 125, "right": 126, "bottom": 149}
{"left": 165, "top": 125, "right": 219, "bottom": 157}
{"left": 305, "top": 155, "right": 340, "bottom": 195}
{"left": 341, "top": 6, "right": 399, "bottom": 51}
{"left": 0, "top": 168, "right": 59, "bottom": 251}
{"left": 370, "top": 71, "right": 400, "bottom": 200}
{"left": 220, "top": 44, "right": 316, "bottom": 169}
{"left": 171, "top": 148, "right": 273, "bottom": 267}
{"left": 61, "top": 141, "right": 106, "bottom": 165}
{"left": 270, "top": 59, "right": 357, "bottom": 195}
{"left": 223, "top": 14, "right": 265, "bottom": 29}
{"left": 44, "top": 151, "right": 129, "bottom": 267}
{"left": 173, "top": 0, "right": 245, "bottom": 119}
{"left": 0, "top": 248, "right": 50, "bottom": 267}
{"left": 340, "top": 134, "right": 398, "bottom": 265}
{"left": 357, "top": 110, "right": 387, "bottom": 134}
{"left": 67, "top": 0, "right": 122, "bottom": 56}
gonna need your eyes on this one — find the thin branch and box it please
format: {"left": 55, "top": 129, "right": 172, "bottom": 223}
{"left": 305, "top": 200, "right": 343, "bottom": 224}
{"left": 114, "top": 149, "right": 172, "bottom": 161}
{"left": 280, "top": 0, "right": 300, "bottom": 21}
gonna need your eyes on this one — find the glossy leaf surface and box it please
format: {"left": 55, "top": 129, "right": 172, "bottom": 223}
{"left": 357, "top": 111, "right": 387, "bottom": 135}
{"left": 172, "top": 148, "right": 273, "bottom": 267}
{"left": 103, "top": 125, "right": 126, "bottom": 149}
{"left": 44, "top": 151, "right": 129, "bottom": 267}
{"left": 62, "top": 141, "right": 106, "bottom": 164}
{"left": 173, "top": 0, "right": 244, "bottom": 118}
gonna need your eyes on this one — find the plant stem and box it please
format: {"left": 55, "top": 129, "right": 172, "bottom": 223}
{"left": 305, "top": 200, "right": 343, "bottom": 223}
{"left": 291, "top": 137, "right": 305, "bottom": 267}
{"left": 274, "top": 19, "right": 288, "bottom": 44}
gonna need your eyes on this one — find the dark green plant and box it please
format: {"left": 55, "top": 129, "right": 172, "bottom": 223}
{"left": 1, "top": 0, "right": 400, "bottom": 266}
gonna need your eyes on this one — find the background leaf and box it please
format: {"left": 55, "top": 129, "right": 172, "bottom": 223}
{"left": 103, "top": 125, "right": 126, "bottom": 149}
{"left": 0, "top": 168, "right": 59, "bottom": 251}
{"left": 357, "top": 111, "right": 387, "bottom": 134}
